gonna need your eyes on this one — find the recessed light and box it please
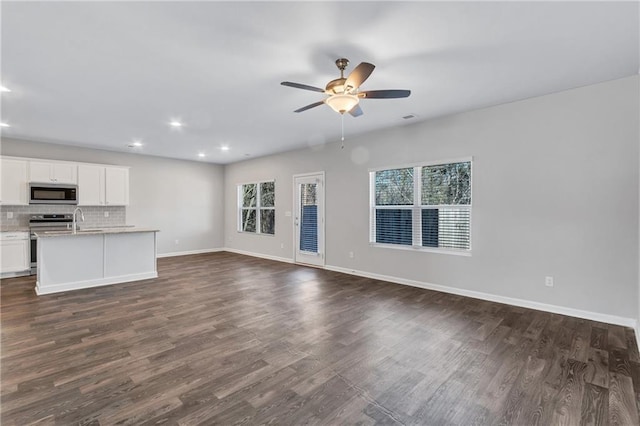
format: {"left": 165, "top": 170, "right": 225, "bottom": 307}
{"left": 0, "top": 123, "right": 10, "bottom": 128}
{"left": 169, "top": 120, "right": 182, "bottom": 128}
{"left": 220, "top": 145, "right": 230, "bottom": 152}
{"left": 0, "top": 86, "right": 10, "bottom": 93}
{"left": 198, "top": 153, "right": 205, "bottom": 158}
{"left": 127, "top": 140, "right": 143, "bottom": 148}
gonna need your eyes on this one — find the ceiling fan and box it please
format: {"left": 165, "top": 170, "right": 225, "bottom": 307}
{"left": 281, "top": 58, "right": 411, "bottom": 117}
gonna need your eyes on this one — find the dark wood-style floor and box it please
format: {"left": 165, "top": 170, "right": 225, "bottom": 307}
{"left": 2, "top": 252, "right": 640, "bottom": 425}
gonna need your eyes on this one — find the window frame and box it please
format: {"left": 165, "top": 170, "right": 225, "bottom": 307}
{"left": 369, "top": 157, "right": 472, "bottom": 256}
{"left": 237, "top": 180, "right": 276, "bottom": 235}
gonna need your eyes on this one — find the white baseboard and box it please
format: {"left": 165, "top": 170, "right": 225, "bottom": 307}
{"left": 36, "top": 271, "right": 158, "bottom": 295}
{"left": 157, "top": 248, "right": 223, "bottom": 258}
{"left": 0, "top": 270, "right": 31, "bottom": 279}
{"left": 202, "top": 248, "right": 637, "bottom": 330}
{"left": 223, "top": 247, "right": 294, "bottom": 264}
{"left": 324, "top": 265, "right": 637, "bottom": 329}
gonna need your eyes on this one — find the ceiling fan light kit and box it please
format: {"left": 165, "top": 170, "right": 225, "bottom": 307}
{"left": 326, "top": 93, "right": 359, "bottom": 114}
{"left": 281, "top": 57, "right": 411, "bottom": 118}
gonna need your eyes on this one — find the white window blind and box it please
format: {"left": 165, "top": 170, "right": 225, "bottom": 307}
{"left": 370, "top": 160, "right": 471, "bottom": 252}
{"left": 372, "top": 167, "right": 414, "bottom": 246}
{"left": 299, "top": 182, "right": 319, "bottom": 253}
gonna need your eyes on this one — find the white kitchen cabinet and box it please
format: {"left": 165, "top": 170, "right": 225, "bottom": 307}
{"left": 78, "top": 165, "right": 129, "bottom": 206}
{"left": 0, "top": 232, "right": 30, "bottom": 274}
{"left": 105, "top": 167, "right": 129, "bottom": 206}
{"left": 29, "top": 161, "right": 77, "bottom": 184}
{"left": 29, "top": 161, "right": 53, "bottom": 183}
{"left": 0, "top": 158, "right": 28, "bottom": 205}
{"left": 78, "top": 165, "right": 105, "bottom": 205}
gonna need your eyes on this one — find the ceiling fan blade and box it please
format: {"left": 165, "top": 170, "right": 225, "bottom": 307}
{"left": 349, "top": 104, "right": 363, "bottom": 117}
{"left": 294, "top": 100, "right": 325, "bottom": 113}
{"left": 281, "top": 81, "right": 325, "bottom": 93}
{"left": 359, "top": 89, "right": 411, "bottom": 99}
{"left": 345, "top": 62, "right": 375, "bottom": 90}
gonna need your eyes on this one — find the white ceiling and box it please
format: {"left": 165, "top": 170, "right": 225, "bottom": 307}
{"left": 2, "top": 2, "right": 638, "bottom": 164}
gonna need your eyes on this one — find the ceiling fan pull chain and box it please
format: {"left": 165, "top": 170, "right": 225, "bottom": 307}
{"left": 341, "top": 114, "right": 345, "bottom": 149}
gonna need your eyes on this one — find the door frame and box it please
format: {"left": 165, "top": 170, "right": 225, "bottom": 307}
{"left": 292, "top": 171, "right": 325, "bottom": 267}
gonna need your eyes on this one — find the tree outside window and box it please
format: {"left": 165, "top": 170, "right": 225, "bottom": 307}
{"left": 239, "top": 181, "right": 275, "bottom": 235}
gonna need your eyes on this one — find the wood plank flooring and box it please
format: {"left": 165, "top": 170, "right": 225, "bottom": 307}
{"left": 2, "top": 252, "right": 640, "bottom": 425}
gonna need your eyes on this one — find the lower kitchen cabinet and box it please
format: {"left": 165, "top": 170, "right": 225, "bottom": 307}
{"left": 0, "top": 232, "right": 30, "bottom": 276}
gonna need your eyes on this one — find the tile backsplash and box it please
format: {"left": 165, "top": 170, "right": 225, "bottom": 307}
{"left": 0, "top": 205, "right": 126, "bottom": 229}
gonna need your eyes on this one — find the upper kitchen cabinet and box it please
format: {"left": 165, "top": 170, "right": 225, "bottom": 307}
{"left": 78, "top": 165, "right": 129, "bottom": 206}
{"left": 29, "top": 161, "right": 77, "bottom": 184}
{"left": 105, "top": 167, "right": 129, "bottom": 206}
{"left": 78, "top": 165, "right": 104, "bottom": 206}
{"left": 0, "top": 158, "right": 28, "bottom": 205}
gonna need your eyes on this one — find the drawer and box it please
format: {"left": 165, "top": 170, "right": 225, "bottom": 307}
{"left": 0, "top": 232, "right": 29, "bottom": 241}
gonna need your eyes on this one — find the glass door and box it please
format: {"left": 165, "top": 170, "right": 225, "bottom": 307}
{"left": 294, "top": 172, "right": 324, "bottom": 267}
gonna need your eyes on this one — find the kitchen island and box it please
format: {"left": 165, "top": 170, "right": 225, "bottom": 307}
{"left": 34, "top": 228, "right": 158, "bottom": 295}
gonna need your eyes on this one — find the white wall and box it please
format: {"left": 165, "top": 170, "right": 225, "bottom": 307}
{"left": 224, "top": 76, "right": 640, "bottom": 322}
{"left": 0, "top": 139, "right": 225, "bottom": 255}
{"left": 2, "top": 76, "right": 637, "bottom": 323}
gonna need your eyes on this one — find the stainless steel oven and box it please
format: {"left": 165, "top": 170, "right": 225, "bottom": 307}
{"left": 29, "top": 214, "right": 73, "bottom": 274}
{"left": 29, "top": 183, "right": 78, "bottom": 205}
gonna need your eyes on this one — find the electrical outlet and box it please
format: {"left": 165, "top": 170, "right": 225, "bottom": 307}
{"left": 280, "top": 243, "right": 284, "bottom": 249}
{"left": 349, "top": 251, "right": 354, "bottom": 258}
{"left": 175, "top": 239, "right": 179, "bottom": 245}
{"left": 545, "top": 276, "right": 554, "bottom": 287}
{"left": 6, "top": 212, "right": 13, "bottom": 219}
{"left": 104, "top": 211, "right": 109, "bottom": 218}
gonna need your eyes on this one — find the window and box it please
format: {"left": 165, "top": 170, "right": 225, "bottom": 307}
{"left": 238, "top": 181, "right": 275, "bottom": 235}
{"left": 370, "top": 159, "right": 471, "bottom": 253}
{"left": 299, "top": 183, "right": 318, "bottom": 252}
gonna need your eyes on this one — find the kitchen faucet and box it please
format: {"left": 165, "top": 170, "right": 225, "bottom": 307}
{"left": 72, "top": 207, "right": 85, "bottom": 233}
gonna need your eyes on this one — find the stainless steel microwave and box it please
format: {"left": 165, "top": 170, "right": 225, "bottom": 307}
{"left": 29, "top": 183, "right": 78, "bottom": 205}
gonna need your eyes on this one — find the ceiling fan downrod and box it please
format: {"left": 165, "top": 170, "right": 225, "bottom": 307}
{"left": 335, "top": 58, "right": 349, "bottom": 79}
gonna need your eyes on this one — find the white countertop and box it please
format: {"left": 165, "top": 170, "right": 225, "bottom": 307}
{"left": 34, "top": 227, "right": 159, "bottom": 238}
